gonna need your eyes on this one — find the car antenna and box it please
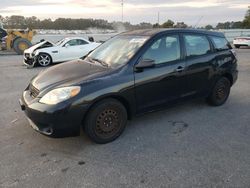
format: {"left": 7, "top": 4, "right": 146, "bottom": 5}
{"left": 193, "top": 16, "right": 204, "bottom": 28}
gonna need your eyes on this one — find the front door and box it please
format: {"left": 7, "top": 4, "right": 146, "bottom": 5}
{"left": 134, "top": 34, "right": 188, "bottom": 113}
{"left": 59, "top": 39, "right": 84, "bottom": 61}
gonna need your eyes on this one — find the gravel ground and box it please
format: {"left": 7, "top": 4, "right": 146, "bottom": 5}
{"left": 0, "top": 49, "right": 250, "bottom": 188}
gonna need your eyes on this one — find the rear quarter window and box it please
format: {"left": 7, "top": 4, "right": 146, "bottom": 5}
{"left": 210, "top": 36, "right": 231, "bottom": 51}
{"left": 77, "top": 39, "right": 88, "bottom": 45}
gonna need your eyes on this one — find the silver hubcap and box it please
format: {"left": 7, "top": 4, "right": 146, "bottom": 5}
{"left": 38, "top": 55, "right": 50, "bottom": 66}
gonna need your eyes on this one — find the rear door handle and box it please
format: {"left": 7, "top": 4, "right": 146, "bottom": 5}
{"left": 175, "top": 66, "right": 185, "bottom": 72}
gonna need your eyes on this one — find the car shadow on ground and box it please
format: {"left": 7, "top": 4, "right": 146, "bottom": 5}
{"left": 15, "top": 98, "right": 207, "bottom": 152}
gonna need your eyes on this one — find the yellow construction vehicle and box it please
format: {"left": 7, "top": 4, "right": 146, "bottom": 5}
{"left": 0, "top": 29, "right": 35, "bottom": 55}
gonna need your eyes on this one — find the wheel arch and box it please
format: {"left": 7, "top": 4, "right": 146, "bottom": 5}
{"left": 82, "top": 95, "right": 133, "bottom": 127}
{"left": 36, "top": 51, "right": 53, "bottom": 64}
{"left": 209, "top": 73, "right": 233, "bottom": 95}
{"left": 222, "top": 73, "right": 233, "bottom": 86}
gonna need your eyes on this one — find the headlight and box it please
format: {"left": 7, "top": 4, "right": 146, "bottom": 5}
{"left": 39, "top": 86, "right": 81, "bottom": 105}
{"left": 31, "top": 50, "right": 38, "bottom": 57}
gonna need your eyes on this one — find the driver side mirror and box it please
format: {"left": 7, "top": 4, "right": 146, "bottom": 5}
{"left": 135, "top": 59, "right": 155, "bottom": 70}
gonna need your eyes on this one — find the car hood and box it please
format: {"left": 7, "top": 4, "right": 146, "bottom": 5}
{"left": 31, "top": 60, "right": 109, "bottom": 92}
{"left": 24, "top": 40, "right": 54, "bottom": 54}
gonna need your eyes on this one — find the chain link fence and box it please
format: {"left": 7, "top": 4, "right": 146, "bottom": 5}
{"left": 218, "top": 29, "right": 250, "bottom": 42}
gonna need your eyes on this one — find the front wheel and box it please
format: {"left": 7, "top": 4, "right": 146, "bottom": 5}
{"left": 84, "top": 99, "right": 127, "bottom": 144}
{"left": 234, "top": 45, "right": 240, "bottom": 49}
{"left": 207, "top": 77, "right": 231, "bottom": 106}
{"left": 37, "top": 53, "right": 52, "bottom": 67}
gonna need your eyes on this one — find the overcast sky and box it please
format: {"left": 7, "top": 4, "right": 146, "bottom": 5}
{"left": 0, "top": 0, "right": 249, "bottom": 26}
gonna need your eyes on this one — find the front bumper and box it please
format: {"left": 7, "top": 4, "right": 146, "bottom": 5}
{"left": 19, "top": 90, "right": 89, "bottom": 137}
{"left": 232, "top": 69, "right": 238, "bottom": 85}
{"left": 23, "top": 53, "right": 36, "bottom": 67}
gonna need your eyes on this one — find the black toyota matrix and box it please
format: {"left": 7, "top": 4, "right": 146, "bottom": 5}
{"left": 20, "top": 29, "right": 238, "bottom": 144}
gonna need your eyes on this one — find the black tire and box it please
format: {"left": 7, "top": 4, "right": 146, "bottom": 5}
{"left": 84, "top": 98, "right": 127, "bottom": 144}
{"left": 37, "top": 53, "right": 52, "bottom": 67}
{"left": 13, "top": 38, "right": 32, "bottom": 55}
{"left": 207, "top": 77, "right": 231, "bottom": 106}
{"left": 234, "top": 45, "right": 240, "bottom": 49}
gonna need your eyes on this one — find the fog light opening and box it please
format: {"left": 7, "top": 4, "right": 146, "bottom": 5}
{"left": 42, "top": 127, "right": 53, "bottom": 135}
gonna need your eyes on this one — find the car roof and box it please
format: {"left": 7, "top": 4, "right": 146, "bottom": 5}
{"left": 120, "top": 28, "right": 225, "bottom": 38}
{"left": 64, "top": 37, "right": 89, "bottom": 41}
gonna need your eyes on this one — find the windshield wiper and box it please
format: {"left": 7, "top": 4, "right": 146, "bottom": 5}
{"left": 85, "top": 57, "right": 97, "bottom": 64}
{"left": 85, "top": 57, "right": 109, "bottom": 67}
{"left": 91, "top": 57, "right": 109, "bottom": 67}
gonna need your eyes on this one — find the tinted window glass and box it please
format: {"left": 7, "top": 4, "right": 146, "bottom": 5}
{"left": 142, "top": 35, "right": 180, "bottom": 64}
{"left": 66, "top": 39, "right": 78, "bottom": 46}
{"left": 210, "top": 36, "right": 230, "bottom": 51}
{"left": 184, "top": 34, "right": 211, "bottom": 57}
{"left": 88, "top": 35, "right": 149, "bottom": 67}
{"left": 77, "top": 39, "right": 88, "bottom": 45}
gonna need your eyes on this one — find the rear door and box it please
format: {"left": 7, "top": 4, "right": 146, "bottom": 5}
{"left": 209, "top": 35, "right": 236, "bottom": 83}
{"left": 182, "top": 33, "right": 216, "bottom": 97}
{"left": 134, "top": 34, "right": 188, "bottom": 113}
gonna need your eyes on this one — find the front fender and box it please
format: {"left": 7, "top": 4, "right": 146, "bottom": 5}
{"left": 34, "top": 50, "right": 54, "bottom": 63}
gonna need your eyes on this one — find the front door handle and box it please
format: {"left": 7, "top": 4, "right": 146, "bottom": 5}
{"left": 175, "top": 66, "right": 184, "bottom": 72}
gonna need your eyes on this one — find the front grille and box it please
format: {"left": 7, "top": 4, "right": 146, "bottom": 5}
{"left": 29, "top": 84, "right": 39, "bottom": 98}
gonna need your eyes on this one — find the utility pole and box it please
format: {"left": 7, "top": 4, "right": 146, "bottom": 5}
{"left": 157, "top": 12, "right": 160, "bottom": 25}
{"left": 121, "top": 0, "right": 124, "bottom": 22}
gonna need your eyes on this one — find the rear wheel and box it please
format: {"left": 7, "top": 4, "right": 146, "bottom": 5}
{"left": 13, "top": 38, "right": 32, "bottom": 55}
{"left": 84, "top": 99, "right": 127, "bottom": 144}
{"left": 207, "top": 77, "right": 231, "bottom": 106}
{"left": 37, "top": 53, "right": 52, "bottom": 67}
{"left": 234, "top": 45, "right": 240, "bottom": 49}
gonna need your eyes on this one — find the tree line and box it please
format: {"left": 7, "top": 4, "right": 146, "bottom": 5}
{"left": 0, "top": 15, "right": 157, "bottom": 30}
{"left": 0, "top": 15, "right": 114, "bottom": 30}
{"left": 203, "top": 8, "right": 250, "bottom": 29}
{"left": 0, "top": 8, "right": 249, "bottom": 30}
{"left": 155, "top": 8, "right": 250, "bottom": 30}
{"left": 0, "top": 15, "right": 189, "bottom": 30}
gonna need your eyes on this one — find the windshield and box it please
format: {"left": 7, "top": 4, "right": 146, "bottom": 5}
{"left": 87, "top": 35, "right": 149, "bottom": 68}
{"left": 56, "top": 39, "right": 66, "bottom": 46}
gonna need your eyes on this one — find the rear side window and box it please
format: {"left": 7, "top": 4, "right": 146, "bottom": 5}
{"left": 184, "top": 34, "right": 211, "bottom": 57}
{"left": 77, "top": 39, "right": 88, "bottom": 45}
{"left": 65, "top": 39, "right": 88, "bottom": 46}
{"left": 210, "top": 36, "right": 230, "bottom": 51}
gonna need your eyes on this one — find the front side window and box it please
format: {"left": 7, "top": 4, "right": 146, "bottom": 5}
{"left": 142, "top": 35, "right": 181, "bottom": 64}
{"left": 65, "top": 39, "right": 78, "bottom": 46}
{"left": 184, "top": 34, "right": 211, "bottom": 57}
{"left": 210, "top": 36, "right": 230, "bottom": 51}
